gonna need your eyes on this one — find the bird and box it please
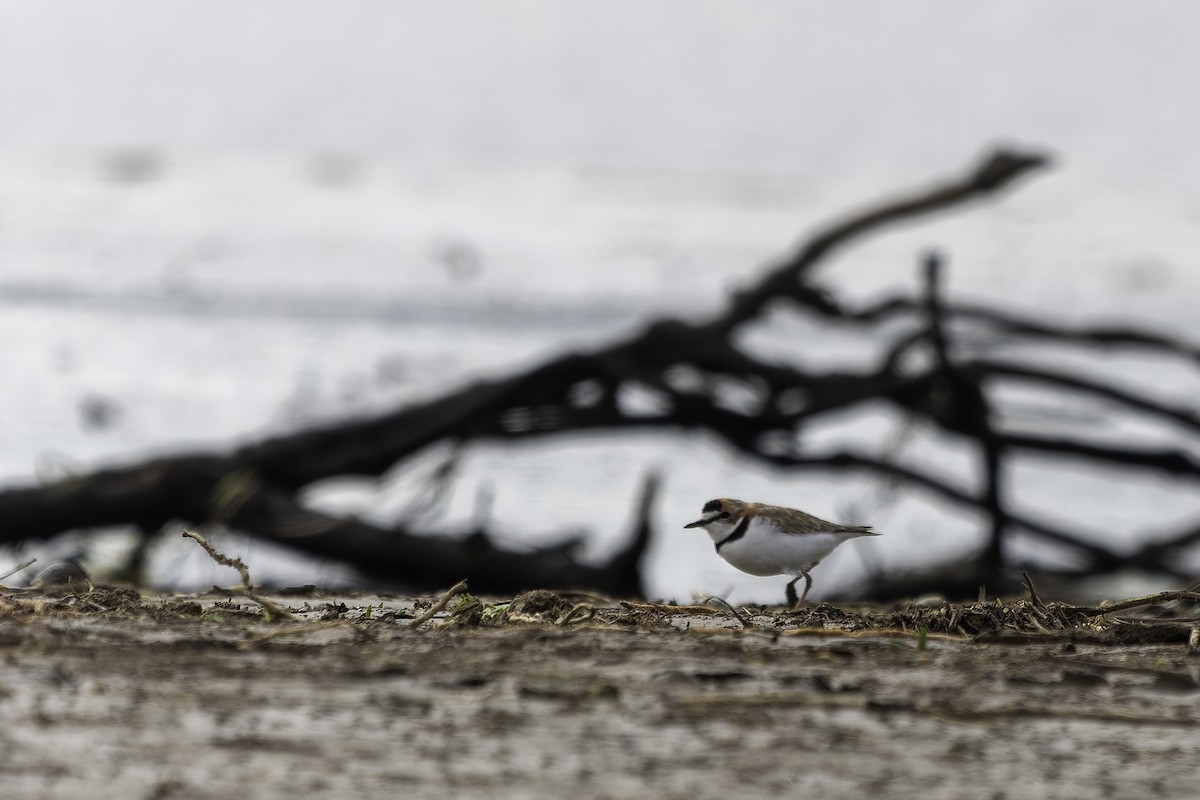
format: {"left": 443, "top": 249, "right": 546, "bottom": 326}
{"left": 684, "top": 498, "right": 879, "bottom": 607}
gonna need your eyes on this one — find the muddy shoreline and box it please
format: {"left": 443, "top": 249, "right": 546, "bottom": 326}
{"left": 2, "top": 586, "right": 1198, "bottom": 799}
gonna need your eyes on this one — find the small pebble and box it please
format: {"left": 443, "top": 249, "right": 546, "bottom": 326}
{"left": 31, "top": 562, "right": 91, "bottom": 589}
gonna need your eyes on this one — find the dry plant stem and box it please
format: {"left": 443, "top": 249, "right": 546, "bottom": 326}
{"left": 181, "top": 529, "right": 295, "bottom": 620}
{"left": 0, "top": 558, "right": 37, "bottom": 582}
{"left": 242, "top": 592, "right": 295, "bottom": 622}
{"left": 408, "top": 579, "right": 469, "bottom": 628}
{"left": 1022, "top": 572, "right": 1045, "bottom": 608}
{"left": 182, "top": 529, "right": 251, "bottom": 585}
{"left": 1078, "top": 590, "right": 1200, "bottom": 617}
{"left": 701, "top": 596, "right": 755, "bottom": 628}
{"left": 558, "top": 604, "right": 595, "bottom": 625}
{"left": 621, "top": 601, "right": 724, "bottom": 616}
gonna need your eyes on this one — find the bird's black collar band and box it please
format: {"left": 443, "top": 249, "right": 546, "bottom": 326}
{"left": 714, "top": 516, "right": 750, "bottom": 551}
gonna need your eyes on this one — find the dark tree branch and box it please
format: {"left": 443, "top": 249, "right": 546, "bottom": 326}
{"left": 995, "top": 434, "right": 1200, "bottom": 477}
{"left": 972, "top": 360, "right": 1200, "bottom": 434}
{"left": 5, "top": 146, "right": 1200, "bottom": 598}
{"left": 708, "top": 149, "right": 1049, "bottom": 333}
{"left": 847, "top": 294, "right": 1200, "bottom": 366}
{"left": 920, "top": 251, "right": 1007, "bottom": 586}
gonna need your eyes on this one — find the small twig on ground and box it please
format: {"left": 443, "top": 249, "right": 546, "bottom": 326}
{"left": 408, "top": 579, "right": 469, "bottom": 628}
{"left": 620, "top": 600, "right": 723, "bottom": 616}
{"left": 558, "top": 603, "right": 596, "bottom": 626}
{"left": 0, "top": 558, "right": 37, "bottom": 582}
{"left": 181, "top": 529, "right": 294, "bottom": 620}
{"left": 183, "top": 529, "right": 252, "bottom": 585}
{"left": 1078, "top": 590, "right": 1200, "bottom": 617}
{"left": 701, "top": 595, "right": 756, "bottom": 629}
{"left": 1026, "top": 613, "right": 1050, "bottom": 634}
{"left": 1022, "top": 572, "right": 1045, "bottom": 609}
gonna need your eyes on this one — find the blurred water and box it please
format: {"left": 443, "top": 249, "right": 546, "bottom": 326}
{"left": 3, "top": 2, "right": 1200, "bottom": 600}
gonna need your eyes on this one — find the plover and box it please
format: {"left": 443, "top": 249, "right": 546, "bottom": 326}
{"left": 685, "top": 498, "right": 878, "bottom": 606}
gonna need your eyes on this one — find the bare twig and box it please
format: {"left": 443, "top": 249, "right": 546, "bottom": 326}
{"left": 974, "top": 360, "right": 1200, "bottom": 434}
{"left": 701, "top": 595, "right": 757, "bottom": 629}
{"left": 619, "top": 600, "right": 724, "bottom": 616}
{"left": 183, "top": 529, "right": 252, "bottom": 586}
{"left": 710, "top": 148, "right": 1048, "bottom": 333}
{"left": 1078, "top": 591, "right": 1200, "bottom": 617}
{"left": 922, "top": 252, "right": 1006, "bottom": 583}
{"left": 0, "top": 558, "right": 37, "bottom": 582}
{"left": 996, "top": 433, "right": 1200, "bottom": 478}
{"left": 408, "top": 579, "right": 469, "bottom": 628}
{"left": 558, "top": 604, "right": 596, "bottom": 626}
{"left": 1022, "top": 572, "right": 1045, "bottom": 609}
{"left": 181, "top": 529, "right": 294, "bottom": 620}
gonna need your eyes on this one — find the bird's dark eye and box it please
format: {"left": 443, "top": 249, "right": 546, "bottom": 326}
{"left": 719, "top": 512, "right": 731, "bottom": 519}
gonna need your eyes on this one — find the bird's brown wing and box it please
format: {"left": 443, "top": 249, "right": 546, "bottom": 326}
{"left": 756, "top": 505, "right": 877, "bottom": 536}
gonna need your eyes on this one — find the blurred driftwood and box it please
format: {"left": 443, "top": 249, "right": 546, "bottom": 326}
{"left": 3, "top": 147, "right": 1199, "bottom": 597}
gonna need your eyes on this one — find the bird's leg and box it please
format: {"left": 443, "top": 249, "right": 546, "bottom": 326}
{"left": 785, "top": 577, "right": 801, "bottom": 607}
{"left": 794, "top": 561, "right": 820, "bottom": 608}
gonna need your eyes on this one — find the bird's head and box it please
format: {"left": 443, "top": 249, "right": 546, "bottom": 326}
{"left": 684, "top": 498, "right": 750, "bottom": 537}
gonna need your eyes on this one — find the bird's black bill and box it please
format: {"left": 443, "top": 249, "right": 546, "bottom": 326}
{"left": 684, "top": 519, "right": 706, "bottom": 529}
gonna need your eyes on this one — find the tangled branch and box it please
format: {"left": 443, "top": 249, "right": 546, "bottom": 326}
{"left": 2, "top": 146, "right": 1196, "bottom": 596}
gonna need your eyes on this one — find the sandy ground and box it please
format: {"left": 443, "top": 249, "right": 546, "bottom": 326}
{"left": 1, "top": 585, "right": 1198, "bottom": 800}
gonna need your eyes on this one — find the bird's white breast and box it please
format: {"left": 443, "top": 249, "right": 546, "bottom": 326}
{"left": 715, "top": 517, "right": 858, "bottom": 577}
